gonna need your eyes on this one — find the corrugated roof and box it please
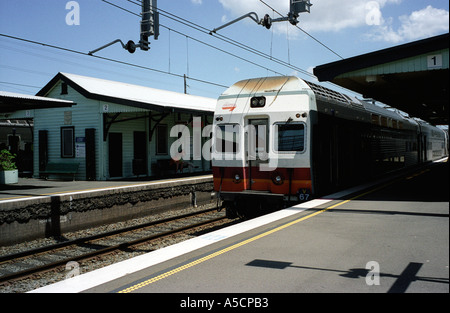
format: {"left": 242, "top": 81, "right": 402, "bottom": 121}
{"left": 0, "top": 91, "right": 75, "bottom": 113}
{"left": 0, "top": 91, "right": 73, "bottom": 103}
{"left": 38, "top": 73, "right": 217, "bottom": 114}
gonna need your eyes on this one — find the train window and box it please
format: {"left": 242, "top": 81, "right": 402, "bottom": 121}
{"left": 276, "top": 123, "right": 305, "bottom": 152}
{"left": 371, "top": 114, "right": 380, "bottom": 125}
{"left": 215, "top": 124, "right": 240, "bottom": 153}
{"left": 392, "top": 120, "right": 398, "bottom": 129}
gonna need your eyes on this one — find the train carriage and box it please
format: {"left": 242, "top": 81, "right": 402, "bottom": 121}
{"left": 212, "top": 76, "right": 447, "bottom": 217}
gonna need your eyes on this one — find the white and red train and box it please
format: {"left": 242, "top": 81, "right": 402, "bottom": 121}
{"left": 211, "top": 76, "right": 448, "bottom": 217}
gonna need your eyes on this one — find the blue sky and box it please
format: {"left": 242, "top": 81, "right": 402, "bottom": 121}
{"left": 0, "top": 0, "right": 448, "bottom": 100}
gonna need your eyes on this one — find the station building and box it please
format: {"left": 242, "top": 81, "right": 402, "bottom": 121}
{"left": 2, "top": 73, "right": 216, "bottom": 181}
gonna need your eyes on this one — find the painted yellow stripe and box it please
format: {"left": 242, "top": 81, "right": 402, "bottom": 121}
{"left": 117, "top": 179, "right": 396, "bottom": 293}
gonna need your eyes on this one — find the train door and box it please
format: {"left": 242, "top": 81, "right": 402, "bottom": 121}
{"left": 246, "top": 118, "right": 269, "bottom": 190}
{"left": 417, "top": 133, "right": 427, "bottom": 163}
{"left": 312, "top": 113, "right": 339, "bottom": 196}
{"left": 423, "top": 135, "right": 427, "bottom": 162}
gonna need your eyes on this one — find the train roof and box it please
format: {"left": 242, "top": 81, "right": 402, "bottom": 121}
{"left": 220, "top": 76, "right": 421, "bottom": 125}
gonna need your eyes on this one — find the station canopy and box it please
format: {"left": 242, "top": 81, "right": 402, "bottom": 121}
{"left": 0, "top": 91, "right": 75, "bottom": 114}
{"left": 314, "top": 33, "right": 449, "bottom": 125}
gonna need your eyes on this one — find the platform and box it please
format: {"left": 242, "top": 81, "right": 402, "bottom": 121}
{"left": 31, "top": 159, "right": 448, "bottom": 294}
{"left": 1, "top": 174, "right": 214, "bottom": 245}
{"left": 0, "top": 173, "right": 212, "bottom": 202}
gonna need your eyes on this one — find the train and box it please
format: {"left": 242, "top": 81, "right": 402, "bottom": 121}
{"left": 211, "top": 76, "right": 448, "bottom": 218}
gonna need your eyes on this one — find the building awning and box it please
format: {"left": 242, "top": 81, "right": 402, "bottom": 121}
{"left": 37, "top": 72, "right": 216, "bottom": 115}
{"left": 314, "top": 33, "right": 449, "bottom": 125}
{"left": 0, "top": 91, "right": 75, "bottom": 114}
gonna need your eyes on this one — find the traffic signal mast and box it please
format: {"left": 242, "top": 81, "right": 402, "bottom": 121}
{"left": 89, "top": 0, "right": 159, "bottom": 55}
{"left": 210, "top": 0, "right": 311, "bottom": 34}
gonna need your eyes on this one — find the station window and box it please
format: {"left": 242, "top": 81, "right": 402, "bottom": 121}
{"left": 371, "top": 114, "right": 380, "bottom": 125}
{"left": 61, "top": 82, "right": 68, "bottom": 95}
{"left": 392, "top": 120, "right": 398, "bottom": 129}
{"left": 276, "top": 123, "right": 305, "bottom": 152}
{"left": 61, "top": 126, "right": 75, "bottom": 158}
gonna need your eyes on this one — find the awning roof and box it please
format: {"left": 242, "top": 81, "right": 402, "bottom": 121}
{"left": 37, "top": 73, "right": 216, "bottom": 114}
{"left": 0, "top": 91, "right": 75, "bottom": 113}
{"left": 314, "top": 33, "right": 449, "bottom": 125}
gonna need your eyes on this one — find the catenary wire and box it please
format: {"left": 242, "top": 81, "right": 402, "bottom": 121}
{"left": 122, "top": 0, "right": 316, "bottom": 78}
{"left": 0, "top": 33, "right": 229, "bottom": 89}
{"left": 102, "top": 0, "right": 285, "bottom": 76}
{"left": 258, "top": 0, "right": 344, "bottom": 60}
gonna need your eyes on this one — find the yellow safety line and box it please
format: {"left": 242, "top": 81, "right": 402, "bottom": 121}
{"left": 117, "top": 177, "right": 400, "bottom": 293}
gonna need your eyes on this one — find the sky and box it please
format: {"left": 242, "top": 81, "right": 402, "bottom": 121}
{"left": 0, "top": 0, "right": 448, "bottom": 100}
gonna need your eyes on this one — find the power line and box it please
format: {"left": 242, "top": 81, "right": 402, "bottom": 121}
{"left": 0, "top": 81, "right": 40, "bottom": 89}
{"left": 122, "top": 0, "right": 316, "bottom": 78}
{"left": 0, "top": 33, "right": 229, "bottom": 89}
{"left": 102, "top": 0, "right": 284, "bottom": 75}
{"left": 109, "top": 0, "right": 356, "bottom": 97}
{"left": 258, "top": 0, "right": 344, "bottom": 60}
{"left": 139, "top": 0, "right": 359, "bottom": 97}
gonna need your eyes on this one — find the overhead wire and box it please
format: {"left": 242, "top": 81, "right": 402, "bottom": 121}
{"left": 110, "top": 0, "right": 360, "bottom": 97}
{"left": 0, "top": 33, "right": 229, "bottom": 89}
{"left": 256, "top": 1, "right": 364, "bottom": 97}
{"left": 258, "top": 0, "right": 344, "bottom": 60}
{"left": 123, "top": 0, "right": 315, "bottom": 78}
{"left": 131, "top": 0, "right": 362, "bottom": 98}
{"left": 102, "top": 0, "right": 285, "bottom": 76}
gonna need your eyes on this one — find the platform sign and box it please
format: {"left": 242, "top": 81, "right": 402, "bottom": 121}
{"left": 76, "top": 137, "right": 86, "bottom": 158}
{"left": 427, "top": 54, "right": 443, "bottom": 69}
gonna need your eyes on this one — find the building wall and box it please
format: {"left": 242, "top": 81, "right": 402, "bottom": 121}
{"left": 32, "top": 81, "right": 212, "bottom": 181}
{"left": 33, "top": 82, "right": 101, "bottom": 180}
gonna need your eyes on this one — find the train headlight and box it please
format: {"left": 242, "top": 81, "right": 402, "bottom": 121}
{"left": 233, "top": 174, "right": 241, "bottom": 183}
{"left": 271, "top": 173, "right": 284, "bottom": 185}
{"left": 250, "top": 96, "right": 266, "bottom": 108}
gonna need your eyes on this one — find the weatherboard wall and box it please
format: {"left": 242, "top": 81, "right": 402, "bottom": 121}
{"left": 33, "top": 82, "right": 101, "bottom": 180}
{"left": 33, "top": 81, "right": 211, "bottom": 180}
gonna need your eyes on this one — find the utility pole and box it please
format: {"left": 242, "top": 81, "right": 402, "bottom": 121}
{"left": 184, "top": 74, "right": 189, "bottom": 94}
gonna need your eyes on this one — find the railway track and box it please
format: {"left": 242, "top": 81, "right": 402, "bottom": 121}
{"left": 0, "top": 207, "right": 231, "bottom": 289}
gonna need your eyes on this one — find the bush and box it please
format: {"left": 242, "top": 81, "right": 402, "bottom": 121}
{"left": 0, "top": 149, "right": 17, "bottom": 171}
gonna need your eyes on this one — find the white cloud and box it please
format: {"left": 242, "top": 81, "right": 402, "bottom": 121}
{"left": 217, "top": 0, "right": 400, "bottom": 33}
{"left": 218, "top": 0, "right": 448, "bottom": 43}
{"left": 191, "top": 0, "right": 203, "bottom": 5}
{"left": 368, "top": 5, "right": 449, "bottom": 43}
